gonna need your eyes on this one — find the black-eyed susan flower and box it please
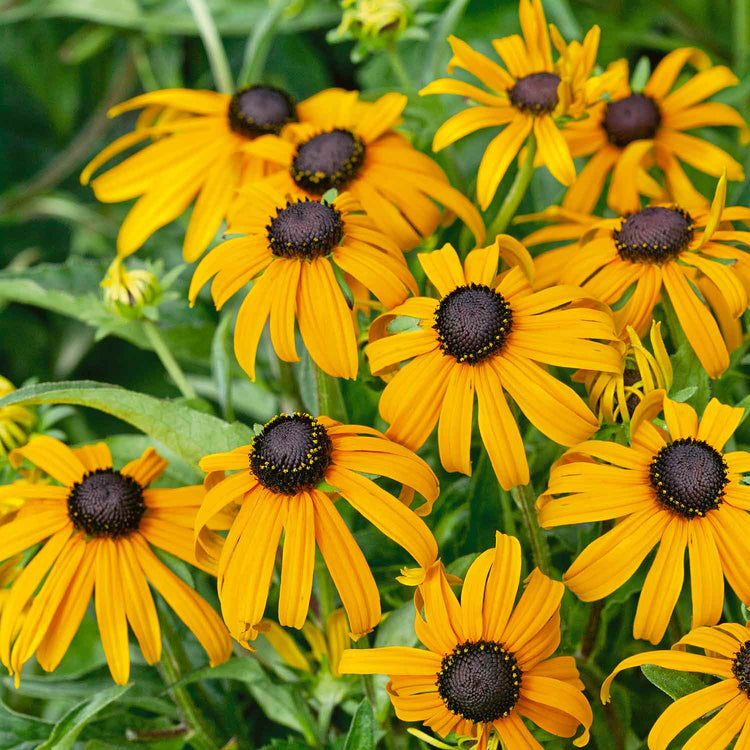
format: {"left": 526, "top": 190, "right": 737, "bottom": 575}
{"left": 239, "top": 89, "right": 485, "bottom": 251}
{"left": 539, "top": 389, "right": 750, "bottom": 645}
{"left": 0, "top": 436, "right": 232, "bottom": 685}
{"left": 339, "top": 532, "right": 593, "bottom": 748}
{"left": 573, "top": 322, "right": 673, "bottom": 424}
{"left": 81, "top": 84, "right": 329, "bottom": 261}
{"left": 101, "top": 256, "right": 160, "bottom": 313}
{"left": 420, "top": 0, "right": 607, "bottom": 209}
{"left": 260, "top": 608, "right": 349, "bottom": 676}
{"left": 189, "top": 185, "right": 417, "bottom": 380}
{"left": 366, "top": 241, "right": 619, "bottom": 489}
{"left": 194, "top": 413, "right": 439, "bottom": 646}
{"left": 0, "top": 377, "right": 35, "bottom": 458}
{"left": 602, "top": 622, "right": 750, "bottom": 749}
{"left": 562, "top": 47, "right": 747, "bottom": 215}
{"left": 520, "top": 175, "right": 750, "bottom": 377}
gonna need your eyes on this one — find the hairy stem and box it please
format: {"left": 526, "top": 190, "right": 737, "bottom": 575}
{"left": 510, "top": 482, "right": 551, "bottom": 574}
{"left": 143, "top": 320, "right": 197, "bottom": 400}
{"left": 186, "top": 0, "right": 234, "bottom": 94}
{"left": 487, "top": 133, "right": 537, "bottom": 239}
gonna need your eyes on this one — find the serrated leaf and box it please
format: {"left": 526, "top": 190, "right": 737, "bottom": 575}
{"left": 641, "top": 664, "right": 705, "bottom": 700}
{"left": 344, "top": 700, "right": 375, "bottom": 750}
{"left": 0, "top": 381, "right": 253, "bottom": 469}
{"left": 37, "top": 683, "right": 131, "bottom": 750}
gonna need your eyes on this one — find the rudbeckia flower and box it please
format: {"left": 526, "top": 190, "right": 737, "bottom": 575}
{"left": 339, "top": 532, "right": 593, "bottom": 749}
{"left": 366, "top": 241, "right": 619, "bottom": 489}
{"left": 602, "top": 621, "right": 750, "bottom": 750}
{"left": 520, "top": 174, "right": 750, "bottom": 377}
{"left": 420, "top": 0, "right": 607, "bottom": 209}
{"left": 539, "top": 390, "right": 750, "bottom": 644}
{"left": 189, "top": 186, "right": 416, "bottom": 381}
{"left": 81, "top": 84, "right": 326, "bottom": 261}
{"left": 239, "top": 89, "right": 485, "bottom": 250}
{"left": 562, "top": 47, "right": 747, "bottom": 215}
{"left": 0, "top": 377, "right": 35, "bottom": 458}
{"left": 573, "top": 322, "right": 673, "bottom": 424}
{"left": 194, "top": 412, "right": 439, "bottom": 646}
{"left": 0, "top": 436, "right": 232, "bottom": 685}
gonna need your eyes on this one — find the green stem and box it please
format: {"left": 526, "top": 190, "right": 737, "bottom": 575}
{"left": 185, "top": 0, "right": 234, "bottom": 94}
{"left": 386, "top": 43, "right": 417, "bottom": 97}
{"left": 211, "top": 311, "right": 234, "bottom": 422}
{"left": 158, "top": 610, "right": 221, "bottom": 750}
{"left": 487, "top": 133, "right": 537, "bottom": 239}
{"left": 143, "top": 320, "right": 197, "bottom": 400}
{"left": 315, "top": 365, "right": 348, "bottom": 422}
{"left": 238, "top": 0, "right": 287, "bottom": 86}
{"left": 355, "top": 636, "right": 378, "bottom": 708}
{"left": 510, "top": 482, "right": 551, "bottom": 575}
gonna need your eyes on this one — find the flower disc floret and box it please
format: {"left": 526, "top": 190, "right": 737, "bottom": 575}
{"left": 733, "top": 641, "right": 750, "bottom": 696}
{"left": 614, "top": 206, "right": 694, "bottom": 264}
{"left": 603, "top": 93, "right": 661, "bottom": 147}
{"left": 434, "top": 284, "right": 513, "bottom": 364}
{"left": 508, "top": 72, "right": 561, "bottom": 114}
{"left": 67, "top": 469, "right": 145, "bottom": 537}
{"left": 649, "top": 437, "right": 728, "bottom": 518}
{"left": 436, "top": 640, "right": 522, "bottom": 723}
{"left": 291, "top": 129, "right": 366, "bottom": 194}
{"left": 250, "top": 413, "right": 333, "bottom": 495}
{"left": 228, "top": 85, "right": 297, "bottom": 138}
{"left": 266, "top": 199, "right": 344, "bottom": 260}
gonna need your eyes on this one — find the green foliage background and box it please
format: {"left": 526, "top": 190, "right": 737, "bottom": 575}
{"left": 1, "top": 0, "right": 749, "bottom": 748}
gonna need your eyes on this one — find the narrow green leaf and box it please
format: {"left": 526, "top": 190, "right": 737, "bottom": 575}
{"left": 0, "top": 698, "right": 53, "bottom": 750}
{"left": 211, "top": 311, "right": 235, "bottom": 422}
{"left": 0, "top": 381, "right": 253, "bottom": 469}
{"left": 37, "top": 683, "right": 131, "bottom": 750}
{"left": 344, "top": 699, "right": 376, "bottom": 750}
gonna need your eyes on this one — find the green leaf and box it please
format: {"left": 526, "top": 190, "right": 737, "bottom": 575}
{"left": 0, "top": 259, "right": 214, "bottom": 365}
{"left": 0, "top": 698, "right": 53, "bottom": 750}
{"left": 166, "top": 657, "right": 319, "bottom": 744}
{"left": 641, "top": 664, "right": 705, "bottom": 700}
{"left": 344, "top": 700, "right": 375, "bottom": 750}
{"left": 0, "top": 381, "right": 253, "bottom": 469}
{"left": 630, "top": 56, "right": 652, "bottom": 92}
{"left": 36, "top": 683, "right": 132, "bottom": 750}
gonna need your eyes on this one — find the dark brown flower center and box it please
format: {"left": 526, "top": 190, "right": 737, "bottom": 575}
{"left": 622, "top": 367, "right": 643, "bottom": 418}
{"left": 508, "top": 73, "right": 560, "bottom": 114}
{"left": 228, "top": 85, "right": 296, "bottom": 138}
{"left": 733, "top": 641, "right": 750, "bottom": 695}
{"left": 603, "top": 93, "right": 661, "bottom": 148}
{"left": 250, "top": 413, "right": 332, "bottom": 495}
{"left": 68, "top": 469, "right": 145, "bottom": 537}
{"left": 291, "top": 129, "right": 366, "bottom": 194}
{"left": 436, "top": 640, "right": 521, "bottom": 723}
{"left": 614, "top": 206, "right": 694, "bottom": 264}
{"left": 267, "top": 199, "right": 344, "bottom": 260}
{"left": 434, "top": 284, "right": 513, "bottom": 364}
{"left": 649, "top": 438, "right": 728, "bottom": 518}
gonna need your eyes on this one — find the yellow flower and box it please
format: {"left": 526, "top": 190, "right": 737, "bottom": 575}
{"left": 0, "top": 436, "right": 232, "bottom": 685}
{"left": 240, "top": 89, "right": 485, "bottom": 250}
{"left": 539, "top": 389, "right": 750, "bottom": 644}
{"left": 260, "top": 608, "right": 349, "bottom": 676}
{"left": 520, "top": 174, "right": 750, "bottom": 377}
{"left": 573, "top": 322, "right": 673, "bottom": 424}
{"left": 194, "top": 412, "right": 439, "bottom": 646}
{"left": 420, "top": 0, "right": 607, "bottom": 209}
{"left": 602, "top": 621, "right": 750, "bottom": 750}
{"left": 366, "top": 241, "right": 619, "bottom": 489}
{"left": 81, "top": 84, "right": 322, "bottom": 261}
{"left": 189, "top": 187, "right": 417, "bottom": 381}
{"left": 562, "top": 47, "right": 747, "bottom": 215}
{"left": 101, "top": 256, "right": 159, "bottom": 311}
{"left": 0, "top": 377, "right": 35, "bottom": 459}
{"left": 339, "top": 533, "right": 593, "bottom": 748}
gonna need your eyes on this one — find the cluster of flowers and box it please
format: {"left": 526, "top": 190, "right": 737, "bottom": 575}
{"left": 2, "top": 0, "right": 750, "bottom": 746}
